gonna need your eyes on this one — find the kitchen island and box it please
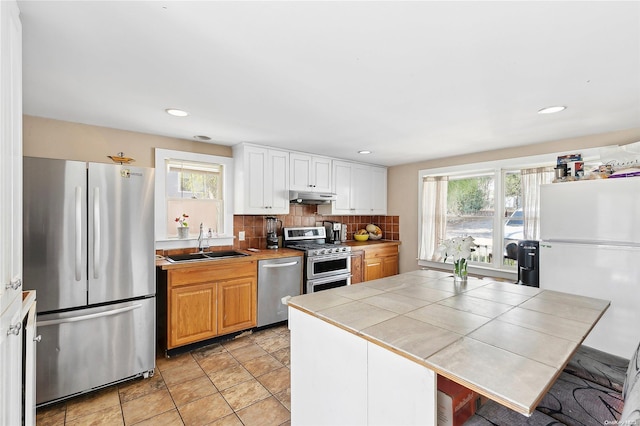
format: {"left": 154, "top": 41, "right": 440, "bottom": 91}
{"left": 287, "top": 269, "right": 609, "bottom": 425}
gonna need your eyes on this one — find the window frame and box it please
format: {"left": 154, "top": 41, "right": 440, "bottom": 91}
{"left": 417, "top": 148, "right": 600, "bottom": 279}
{"left": 155, "top": 148, "right": 234, "bottom": 249}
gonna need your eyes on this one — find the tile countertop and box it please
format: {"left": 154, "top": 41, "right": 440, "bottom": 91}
{"left": 156, "top": 247, "right": 303, "bottom": 270}
{"left": 287, "top": 269, "right": 610, "bottom": 416}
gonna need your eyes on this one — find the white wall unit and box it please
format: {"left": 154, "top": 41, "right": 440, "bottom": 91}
{"left": 318, "top": 160, "right": 387, "bottom": 215}
{"left": 368, "top": 341, "right": 436, "bottom": 425}
{"left": 233, "top": 144, "right": 290, "bottom": 215}
{"left": 289, "top": 152, "right": 332, "bottom": 193}
{"left": 289, "top": 307, "right": 437, "bottom": 425}
{"left": 290, "top": 307, "right": 368, "bottom": 425}
{"left": 0, "top": 1, "right": 25, "bottom": 423}
{"left": 0, "top": 297, "right": 22, "bottom": 426}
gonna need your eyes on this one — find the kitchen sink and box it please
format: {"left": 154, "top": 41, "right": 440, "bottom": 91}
{"left": 166, "top": 251, "right": 249, "bottom": 263}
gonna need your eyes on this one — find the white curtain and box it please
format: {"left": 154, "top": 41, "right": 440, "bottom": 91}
{"left": 521, "top": 167, "right": 554, "bottom": 240}
{"left": 419, "top": 176, "right": 448, "bottom": 261}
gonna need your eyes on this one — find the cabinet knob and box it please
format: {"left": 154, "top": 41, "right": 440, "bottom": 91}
{"left": 34, "top": 335, "right": 42, "bottom": 343}
{"left": 6, "top": 278, "right": 21, "bottom": 290}
{"left": 7, "top": 322, "right": 21, "bottom": 336}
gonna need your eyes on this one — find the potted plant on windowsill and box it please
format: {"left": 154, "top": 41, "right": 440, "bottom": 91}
{"left": 176, "top": 213, "right": 189, "bottom": 239}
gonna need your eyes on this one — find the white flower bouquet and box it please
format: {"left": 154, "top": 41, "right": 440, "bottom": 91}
{"left": 436, "top": 236, "right": 477, "bottom": 280}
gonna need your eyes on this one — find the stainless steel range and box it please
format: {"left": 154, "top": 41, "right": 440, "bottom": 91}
{"left": 283, "top": 226, "right": 351, "bottom": 293}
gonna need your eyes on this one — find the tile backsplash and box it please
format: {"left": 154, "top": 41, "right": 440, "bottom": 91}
{"left": 233, "top": 205, "right": 399, "bottom": 250}
{"left": 158, "top": 205, "right": 399, "bottom": 255}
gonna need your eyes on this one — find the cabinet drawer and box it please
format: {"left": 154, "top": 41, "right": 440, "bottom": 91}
{"left": 168, "top": 261, "right": 256, "bottom": 287}
{"left": 363, "top": 245, "right": 398, "bottom": 260}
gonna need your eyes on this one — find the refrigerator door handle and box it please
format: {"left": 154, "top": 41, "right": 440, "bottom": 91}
{"left": 75, "top": 186, "right": 82, "bottom": 281}
{"left": 93, "top": 187, "right": 100, "bottom": 279}
{"left": 37, "top": 304, "right": 142, "bottom": 327}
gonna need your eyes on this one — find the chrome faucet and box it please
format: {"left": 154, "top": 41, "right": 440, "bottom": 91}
{"left": 197, "top": 223, "right": 208, "bottom": 252}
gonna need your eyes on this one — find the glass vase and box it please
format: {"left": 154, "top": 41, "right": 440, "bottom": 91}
{"left": 453, "top": 259, "right": 468, "bottom": 284}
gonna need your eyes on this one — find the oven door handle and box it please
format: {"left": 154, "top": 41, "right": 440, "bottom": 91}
{"left": 307, "top": 273, "right": 352, "bottom": 286}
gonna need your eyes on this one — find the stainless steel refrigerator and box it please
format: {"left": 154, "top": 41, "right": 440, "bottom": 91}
{"left": 23, "top": 157, "right": 156, "bottom": 405}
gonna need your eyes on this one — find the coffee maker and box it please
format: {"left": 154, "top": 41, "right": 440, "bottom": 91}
{"left": 323, "top": 220, "right": 342, "bottom": 244}
{"left": 265, "top": 216, "right": 282, "bottom": 249}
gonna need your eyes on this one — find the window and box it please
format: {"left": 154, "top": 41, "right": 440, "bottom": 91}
{"left": 417, "top": 151, "right": 580, "bottom": 277}
{"left": 165, "top": 159, "right": 223, "bottom": 238}
{"left": 155, "top": 149, "right": 234, "bottom": 248}
{"left": 503, "top": 171, "right": 522, "bottom": 267}
{"left": 445, "top": 174, "right": 495, "bottom": 265}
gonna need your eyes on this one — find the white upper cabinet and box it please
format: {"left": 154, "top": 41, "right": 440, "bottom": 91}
{"left": 370, "top": 165, "right": 387, "bottom": 215}
{"left": 233, "top": 144, "right": 290, "bottom": 215}
{"left": 318, "top": 160, "right": 387, "bottom": 215}
{"left": 1, "top": 1, "right": 24, "bottom": 425}
{"left": 290, "top": 153, "right": 332, "bottom": 193}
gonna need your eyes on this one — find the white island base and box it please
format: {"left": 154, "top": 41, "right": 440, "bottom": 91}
{"left": 289, "top": 307, "right": 437, "bottom": 425}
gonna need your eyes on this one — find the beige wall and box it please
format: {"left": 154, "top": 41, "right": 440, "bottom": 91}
{"left": 23, "top": 115, "right": 232, "bottom": 167}
{"left": 388, "top": 128, "right": 640, "bottom": 274}
{"left": 23, "top": 116, "right": 640, "bottom": 272}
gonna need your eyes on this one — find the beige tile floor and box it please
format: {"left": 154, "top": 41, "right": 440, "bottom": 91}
{"left": 35, "top": 325, "right": 291, "bottom": 426}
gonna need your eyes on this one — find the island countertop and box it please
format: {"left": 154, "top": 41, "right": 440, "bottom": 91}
{"left": 287, "top": 269, "right": 610, "bottom": 416}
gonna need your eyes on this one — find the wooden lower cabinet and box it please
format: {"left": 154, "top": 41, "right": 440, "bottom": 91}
{"left": 218, "top": 276, "right": 257, "bottom": 335}
{"left": 350, "top": 250, "right": 365, "bottom": 284}
{"left": 170, "top": 282, "right": 217, "bottom": 348}
{"left": 362, "top": 244, "right": 399, "bottom": 282}
{"left": 165, "top": 261, "right": 257, "bottom": 350}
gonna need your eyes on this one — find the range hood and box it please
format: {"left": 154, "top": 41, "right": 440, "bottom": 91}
{"left": 289, "top": 190, "right": 337, "bottom": 205}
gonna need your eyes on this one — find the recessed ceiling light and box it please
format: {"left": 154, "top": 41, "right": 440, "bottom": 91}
{"left": 538, "top": 106, "right": 566, "bottom": 114}
{"left": 358, "top": 150, "right": 372, "bottom": 155}
{"left": 194, "top": 135, "right": 211, "bottom": 141}
{"left": 165, "top": 108, "right": 189, "bottom": 117}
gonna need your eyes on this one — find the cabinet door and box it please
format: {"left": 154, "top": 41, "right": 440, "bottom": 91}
{"left": 239, "top": 146, "right": 289, "bottom": 214}
{"left": 268, "top": 149, "right": 290, "bottom": 214}
{"left": 0, "top": 297, "right": 21, "bottom": 426}
{"left": 169, "top": 282, "right": 217, "bottom": 348}
{"left": 364, "top": 258, "right": 383, "bottom": 282}
{"left": 290, "top": 154, "right": 332, "bottom": 193}
{"left": 218, "top": 275, "right": 257, "bottom": 335}
{"left": 370, "top": 166, "right": 387, "bottom": 215}
{"left": 245, "top": 147, "right": 268, "bottom": 214}
{"left": 352, "top": 163, "right": 372, "bottom": 214}
{"left": 312, "top": 156, "right": 332, "bottom": 193}
{"left": 382, "top": 254, "right": 399, "bottom": 278}
{"left": 290, "top": 153, "right": 312, "bottom": 191}
{"left": 332, "top": 161, "right": 354, "bottom": 214}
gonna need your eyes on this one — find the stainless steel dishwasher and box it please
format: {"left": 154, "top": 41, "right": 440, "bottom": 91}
{"left": 257, "top": 256, "right": 303, "bottom": 327}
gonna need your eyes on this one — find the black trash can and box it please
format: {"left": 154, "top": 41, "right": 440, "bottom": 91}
{"left": 517, "top": 240, "right": 539, "bottom": 287}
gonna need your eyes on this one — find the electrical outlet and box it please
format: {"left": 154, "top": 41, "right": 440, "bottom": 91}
{"left": 238, "top": 231, "right": 245, "bottom": 241}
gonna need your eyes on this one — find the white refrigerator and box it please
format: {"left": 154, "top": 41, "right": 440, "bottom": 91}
{"left": 539, "top": 177, "right": 640, "bottom": 359}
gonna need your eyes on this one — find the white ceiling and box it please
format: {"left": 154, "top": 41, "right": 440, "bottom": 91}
{"left": 18, "top": 1, "right": 640, "bottom": 166}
